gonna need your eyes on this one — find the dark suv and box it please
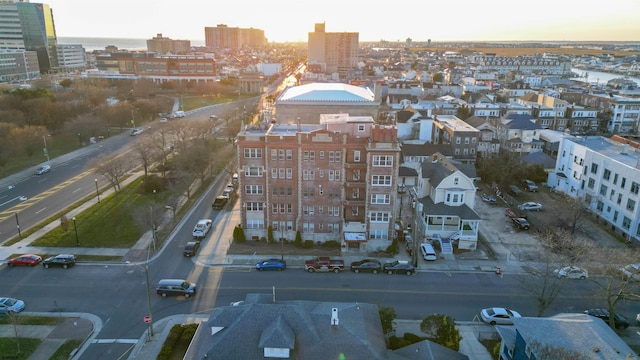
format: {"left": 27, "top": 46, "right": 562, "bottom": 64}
{"left": 584, "top": 308, "right": 630, "bottom": 329}
{"left": 42, "top": 254, "right": 76, "bottom": 269}
{"left": 183, "top": 242, "right": 200, "bottom": 257}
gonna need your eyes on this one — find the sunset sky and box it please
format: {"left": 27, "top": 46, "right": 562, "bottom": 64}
{"left": 48, "top": 0, "right": 639, "bottom": 42}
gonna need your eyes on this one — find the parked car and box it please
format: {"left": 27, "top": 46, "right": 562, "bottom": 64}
{"left": 620, "top": 263, "right": 640, "bottom": 281}
{"left": 211, "top": 196, "right": 228, "bottom": 209}
{"left": 480, "top": 307, "right": 522, "bottom": 325}
{"left": 553, "top": 266, "right": 588, "bottom": 279}
{"left": 192, "top": 219, "right": 212, "bottom": 239}
{"left": 383, "top": 260, "right": 415, "bottom": 275}
{"left": 0, "top": 297, "right": 25, "bottom": 314}
{"left": 35, "top": 164, "right": 51, "bottom": 175}
{"left": 156, "top": 279, "right": 196, "bottom": 298}
{"left": 509, "top": 185, "right": 523, "bottom": 196}
{"left": 159, "top": 117, "right": 168, "bottom": 123}
{"left": 7, "top": 254, "right": 42, "bottom": 267}
{"left": 255, "top": 258, "right": 287, "bottom": 271}
{"left": 420, "top": 243, "right": 437, "bottom": 261}
{"left": 584, "top": 308, "right": 630, "bottom": 329}
{"left": 183, "top": 242, "right": 200, "bottom": 257}
{"left": 518, "top": 202, "right": 543, "bottom": 211}
{"left": 523, "top": 179, "right": 538, "bottom": 192}
{"left": 42, "top": 254, "right": 76, "bottom": 269}
{"left": 129, "top": 128, "right": 142, "bottom": 136}
{"left": 350, "top": 259, "right": 382, "bottom": 274}
{"left": 511, "top": 217, "right": 530, "bottom": 230}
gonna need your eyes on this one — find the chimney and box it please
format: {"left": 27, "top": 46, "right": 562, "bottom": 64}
{"left": 331, "top": 308, "right": 339, "bottom": 326}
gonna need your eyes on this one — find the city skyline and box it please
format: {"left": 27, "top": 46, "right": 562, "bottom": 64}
{"left": 48, "top": 0, "right": 639, "bottom": 43}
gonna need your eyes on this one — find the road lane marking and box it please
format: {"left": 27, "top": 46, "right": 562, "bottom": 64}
{"left": 92, "top": 339, "right": 138, "bottom": 344}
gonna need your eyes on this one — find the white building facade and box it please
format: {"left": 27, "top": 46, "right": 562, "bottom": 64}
{"left": 548, "top": 136, "right": 640, "bottom": 242}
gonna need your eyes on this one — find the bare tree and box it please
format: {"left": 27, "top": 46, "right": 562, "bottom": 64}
{"left": 589, "top": 248, "right": 640, "bottom": 329}
{"left": 550, "top": 197, "right": 590, "bottom": 236}
{"left": 90, "top": 154, "right": 132, "bottom": 194}
{"left": 521, "top": 229, "right": 595, "bottom": 316}
{"left": 132, "top": 135, "right": 160, "bottom": 177}
{"left": 150, "top": 127, "right": 172, "bottom": 177}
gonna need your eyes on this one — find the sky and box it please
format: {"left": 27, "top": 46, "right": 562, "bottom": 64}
{"left": 47, "top": 0, "right": 640, "bottom": 43}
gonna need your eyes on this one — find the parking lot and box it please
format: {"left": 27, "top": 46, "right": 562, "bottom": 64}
{"left": 475, "top": 183, "right": 632, "bottom": 263}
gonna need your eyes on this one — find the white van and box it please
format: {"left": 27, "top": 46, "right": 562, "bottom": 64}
{"left": 420, "top": 243, "right": 437, "bottom": 261}
{"left": 175, "top": 110, "right": 185, "bottom": 118}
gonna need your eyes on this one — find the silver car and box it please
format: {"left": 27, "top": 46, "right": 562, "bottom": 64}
{"left": 0, "top": 297, "right": 25, "bottom": 314}
{"left": 554, "top": 266, "right": 588, "bottom": 279}
{"left": 35, "top": 164, "right": 51, "bottom": 175}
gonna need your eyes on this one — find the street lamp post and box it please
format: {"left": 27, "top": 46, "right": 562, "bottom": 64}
{"left": 72, "top": 217, "right": 79, "bottom": 246}
{"left": 42, "top": 136, "right": 50, "bottom": 162}
{"left": 144, "top": 262, "right": 154, "bottom": 338}
{"left": 131, "top": 108, "right": 136, "bottom": 129}
{"left": 15, "top": 213, "right": 21, "bottom": 238}
{"left": 95, "top": 179, "right": 100, "bottom": 203}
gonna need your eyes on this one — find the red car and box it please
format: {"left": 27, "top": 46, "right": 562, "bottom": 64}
{"left": 7, "top": 254, "right": 42, "bottom": 267}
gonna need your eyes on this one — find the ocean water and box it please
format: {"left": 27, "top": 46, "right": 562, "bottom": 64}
{"left": 57, "top": 37, "right": 205, "bottom": 52}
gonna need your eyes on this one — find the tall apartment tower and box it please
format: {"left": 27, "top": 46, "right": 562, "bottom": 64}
{"left": 235, "top": 114, "right": 400, "bottom": 253}
{"left": 204, "top": 24, "right": 266, "bottom": 49}
{"left": 17, "top": 1, "right": 58, "bottom": 73}
{"left": 307, "top": 22, "right": 358, "bottom": 76}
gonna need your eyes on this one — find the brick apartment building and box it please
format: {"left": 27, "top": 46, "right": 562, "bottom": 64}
{"left": 235, "top": 114, "right": 401, "bottom": 253}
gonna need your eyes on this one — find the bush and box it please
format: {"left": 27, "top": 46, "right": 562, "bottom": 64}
{"left": 385, "top": 238, "right": 398, "bottom": 254}
{"left": 294, "top": 231, "right": 302, "bottom": 247}
{"left": 431, "top": 240, "right": 441, "bottom": 251}
{"left": 388, "top": 335, "right": 412, "bottom": 350}
{"left": 157, "top": 324, "right": 185, "bottom": 360}
{"left": 302, "top": 240, "right": 314, "bottom": 248}
{"left": 323, "top": 240, "right": 341, "bottom": 248}
{"left": 420, "top": 314, "right": 462, "bottom": 351}
{"left": 179, "top": 323, "right": 198, "bottom": 343}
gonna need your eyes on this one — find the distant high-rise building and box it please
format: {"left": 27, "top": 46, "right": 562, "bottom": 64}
{"left": 56, "top": 44, "right": 86, "bottom": 72}
{"left": 204, "top": 24, "right": 266, "bottom": 49}
{"left": 16, "top": 1, "right": 59, "bottom": 73}
{"left": 147, "top": 33, "right": 191, "bottom": 54}
{"left": 308, "top": 22, "right": 358, "bottom": 76}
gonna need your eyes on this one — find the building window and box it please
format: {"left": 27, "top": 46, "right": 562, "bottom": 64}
{"left": 354, "top": 151, "right": 361, "bottom": 162}
{"left": 464, "top": 137, "right": 470, "bottom": 144}
{"left": 591, "top": 163, "right": 598, "bottom": 174}
{"left": 286, "top": 149, "right": 292, "bottom": 160}
{"left": 352, "top": 207, "right": 359, "bottom": 216}
{"left": 271, "top": 168, "right": 278, "bottom": 178}
{"left": 587, "top": 178, "right": 595, "bottom": 189}
{"left": 245, "top": 185, "right": 263, "bottom": 194}
{"left": 372, "top": 175, "right": 392, "bottom": 186}
{"left": 287, "top": 204, "right": 292, "bottom": 213}
{"left": 627, "top": 199, "right": 636, "bottom": 212}
{"left": 245, "top": 166, "right": 263, "bottom": 177}
{"left": 369, "top": 230, "right": 387, "bottom": 240}
{"left": 603, "top": 169, "right": 611, "bottom": 181}
{"left": 246, "top": 219, "right": 264, "bottom": 229}
{"left": 622, "top": 177, "right": 627, "bottom": 189}
{"left": 279, "top": 149, "right": 285, "bottom": 160}
{"left": 286, "top": 168, "right": 292, "bottom": 179}
{"left": 246, "top": 202, "right": 264, "bottom": 211}
{"left": 279, "top": 168, "right": 285, "bottom": 178}
{"left": 453, "top": 177, "right": 459, "bottom": 185}
{"left": 319, "top": 151, "right": 324, "bottom": 160}
{"left": 371, "top": 194, "right": 390, "bottom": 204}
{"left": 352, "top": 188, "right": 359, "bottom": 199}
{"left": 310, "top": 151, "right": 315, "bottom": 161}
{"left": 599, "top": 184, "right": 607, "bottom": 196}
{"left": 357, "top": 124, "right": 365, "bottom": 132}
{"left": 618, "top": 193, "right": 623, "bottom": 205}
{"left": 613, "top": 173, "right": 618, "bottom": 185}
{"left": 370, "top": 212, "right": 390, "bottom": 222}
{"left": 353, "top": 169, "right": 360, "bottom": 180}
{"left": 373, "top": 155, "right": 393, "bottom": 167}
{"left": 244, "top": 148, "right": 262, "bottom": 158}
{"left": 271, "top": 149, "right": 277, "bottom": 160}
{"left": 303, "top": 151, "right": 309, "bottom": 161}
{"left": 632, "top": 182, "right": 640, "bottom": 195}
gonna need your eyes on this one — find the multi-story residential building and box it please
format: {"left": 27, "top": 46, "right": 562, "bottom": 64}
{"left": 146, "top": 33, "right": 191, "bottom": 55}
{"left": 432, "top": 115, "right": 480, "bottom": 163}
{"left": 464, "top": 116, "right": 501, "bottom": 156}
{"left": 607, "top": 96, "right": 640, "bottom": 133}
{"left": 0, "top": 50, "right": 39, "bottom": 82}
{"left": 55, "top": 44, "right": 86, "bottom": 72}
{"left": 204, "top": 24, "right": 266, "bottom": 49}
{"left": 548, "top": 135, "right": 640, "bottom": 242}
{"left": 118, "top": 54, "right": 216, "bottom": 83}
{"left": 235, "top": 114, "right": 400, "bottom": 253}
{"left": 472, "top": 55, "right": 571, "bottom": 76}
{"left": 567, "top": 105, "right": 600, "bottom": 134}
{"left": 499, "top": 114, "right": 544, "bottom": 154}
{"left": 308, "top": 22, "right": 358, "bottom": 76}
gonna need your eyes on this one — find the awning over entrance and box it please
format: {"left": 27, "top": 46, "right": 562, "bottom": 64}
{"left": 344, "top": 232, "right": 366, "bottom": 242}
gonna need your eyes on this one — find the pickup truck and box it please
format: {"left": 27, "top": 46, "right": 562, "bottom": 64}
{"left": 211, "top": 196, "right": 228, "bottom": 210}
{"left": 304, "top": 257, "right": 345, "bottom": 273}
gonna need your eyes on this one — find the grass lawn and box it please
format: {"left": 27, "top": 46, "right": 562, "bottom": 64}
{"left": 31, "top": 177, "right": 170, "bottom": 248}
{"left": 49, "top": 338, "right": 82, "bottom": 360}
{"left": 182, "top": 95, "right": 236, "bottom": 111}
{"left": 0, "top": 338, "right": 42, "bottom": 360}
{"left": 0, "top": 315, "right": 63, "bottom": 326}
{"left": 479, "top": 338, "right": 500, "bottom": 360}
